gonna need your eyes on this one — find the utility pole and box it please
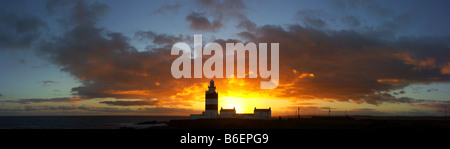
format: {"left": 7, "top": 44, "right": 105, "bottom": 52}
{"left": 328, "top": 106, "right": 331, "bottom": 117}
{"left": 445, "top": 106, "right": 447, "bottom": 118}
{"left": 297, "top": 107, "right": 300, "bottom": 119}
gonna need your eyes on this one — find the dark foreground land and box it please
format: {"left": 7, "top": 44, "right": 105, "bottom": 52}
{"left": 141, "top": 116, "right": 450, "bottom": 129}
{"left": 4, "top": 117, "right": 449, "bottom": 147}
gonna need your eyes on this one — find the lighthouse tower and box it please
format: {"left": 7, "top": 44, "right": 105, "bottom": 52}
{"left": 204, "top": 80, "right": 218, "bottom": 118}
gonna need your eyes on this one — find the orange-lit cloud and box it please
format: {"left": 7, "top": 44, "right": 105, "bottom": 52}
{"left": 4, "top": 0, "right": 449, "bottom": 116}
{"left": 37, "top": 21, "right": 450, "bottom": 114}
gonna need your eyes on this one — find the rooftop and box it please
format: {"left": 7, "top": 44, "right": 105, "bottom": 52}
{"left": 220, "top": 107, "right": 236, "bottom": 112}
{"left": 254, "top": 107, "right": 271, "bottom": 112}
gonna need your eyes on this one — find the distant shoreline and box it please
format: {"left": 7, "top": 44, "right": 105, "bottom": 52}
{"left": 132, "top": 116, "right": 450, "bottom": 129}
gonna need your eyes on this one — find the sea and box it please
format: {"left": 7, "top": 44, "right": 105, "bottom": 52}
{"left": 0, "top": 116, "right": 188, "bottom": 129}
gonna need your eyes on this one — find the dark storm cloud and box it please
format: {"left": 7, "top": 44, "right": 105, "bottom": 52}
{"left": 37, "top": 24, "right": 178, "bottom": 100}
{"left": 51, "top": 24, "right": 450, "bottom": 106}
{"left": 99, "top": 100, "right": 160, "bottom": 106}
{"left": 27, "top": 0, "right": 450, "bottom": 109}
{"left": 46, "top": 0, "right": 73, "bottom": 11}
{"left": 196, "top": 0, "right": 247, "bottom": 19}
{"left": 0, "top": 11, "right": 47, "bottom": 50}
{"left": 46, "top": 0, "right": 109, "bottom": 26}
{"left": 237, "top": 19, "right": 257, "bottom": 32}
{"left": 185, "top": 12, "right": 222, "bottom": 31}
{"left": 238, "top": 24, "right": 450, "bottom": 105}
{"left": 135, "top": 31, "right": 188, "bottom": 46}
{"left": 39, "top": 0, "right": 146, "bottom": 99}
{"left": 184, "top": 0, "right": 248, "bottom": 31}
{"left": 295, "top": 9, "right": 328, "bottom": 28}
{"left": 1, "top": 97, "right": 88, "bottom": 104}
{"left": 35, "top": 0, "right": 204, "bottom": 107}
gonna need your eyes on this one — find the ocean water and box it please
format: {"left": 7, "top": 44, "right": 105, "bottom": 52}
{"left": 0, "top": 116, "right": 188, "bottom": 129}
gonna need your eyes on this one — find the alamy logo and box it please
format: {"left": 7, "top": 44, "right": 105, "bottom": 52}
{"left": 171, "top": 35, "right": 279, "bottom": 89}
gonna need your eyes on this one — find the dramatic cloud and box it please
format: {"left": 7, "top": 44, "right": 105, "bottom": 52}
{"left": 37, "top": 23, "right": 202, "bottom": 108}
{"left": 295, "top": 9, "right": 328, "bottom": 28}
{"left": 195, "top": 0, "right": 247, "bottom": 20}
{"left": 237, "top": 24, "right": 450, "bottom": 105}
{"left": 185, "top": 12, "right": 222, "bottom": 31}
{"left": 237, "top": 19, "right": 257, "bottom": 32}
{"left": 46, "top": 0, "right": 109, "bottom": 26}
{"left": 135, "top": 31, "right": 188, "bottom": 46}
{"left": 34, "top": 1, "right": 202, "bottom": 108}
{"left": 100, "top": 100, "right": 160, "bottom": 106}
{"left": 38, "top": 12, "right": 450, "bottom": 108}
{"left": 1, "top": 97, "right": 88, "bottom": 104}
{"left": 442, "top": 63, "right": 450, "bottom": 75}
{"left": 38, "top": 25, "right": 172, "bottom": 99}
{"left": 184, "top": 0, "right": 248, "bottom": 31}
{"left": 2, "top": 0, "right": 450, "bottom": 116}
{"left": 0, "top": 10, "right": 47, "bottom": 50}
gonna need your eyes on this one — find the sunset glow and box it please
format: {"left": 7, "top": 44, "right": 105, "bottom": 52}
{"left": 1, "top": 0, "right": 450, "bottom": 117}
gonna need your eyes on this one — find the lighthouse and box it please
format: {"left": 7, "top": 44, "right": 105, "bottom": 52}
{"left": 204, "top": 80, "right": 218, "bottom": 118}
{"left": 189, "top": 80, "right": 271, "bottom": 119}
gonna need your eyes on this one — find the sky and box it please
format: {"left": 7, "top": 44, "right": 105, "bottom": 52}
{"left": 1, "top": 0, "right": 450, "bottom": 116}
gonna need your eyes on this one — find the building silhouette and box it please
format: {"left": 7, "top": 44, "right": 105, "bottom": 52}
{"left": 204, "top": 80, "right": 218, "bottom": 118}
{"left": 190, "top": 80, "right": 271, "bottom": 119}
{"left": 254, "top": 107, "right": 271, "bottom": 119}
{"left": 219, "top": 107, "right": 236, "bottom": 118}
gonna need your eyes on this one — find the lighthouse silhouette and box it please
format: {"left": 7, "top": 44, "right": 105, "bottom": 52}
{"left": 204, "top": 80, "right": 218, "bottom": 118}
{"left": 189, "top": 80, "right": 271, "bottom": 119}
